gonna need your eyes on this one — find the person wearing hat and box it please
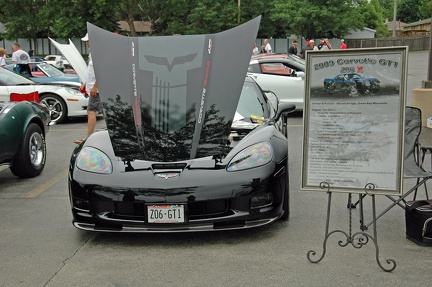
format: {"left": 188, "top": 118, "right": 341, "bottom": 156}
{"left": 74, "top": 32, "right": 102, "bottom": 144}
{"left": 340, "top": 39, "right": 347, "bottom": 49}
{"left": 299, "top": 39, "right": 315, "bottom": 59}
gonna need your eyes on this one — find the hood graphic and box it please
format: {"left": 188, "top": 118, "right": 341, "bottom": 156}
{"left": 49, "top": 38, "right": 88, "bottom": 84}
{"left": 87, "top": 17, "right": 261, "bottom": 162}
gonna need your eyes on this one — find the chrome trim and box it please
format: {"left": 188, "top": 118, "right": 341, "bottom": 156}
{"left": 73, "top": 216, "right": 279, "bottom": 233}
{"left": 155, "top": 173, "right": 180, "bottom": 180}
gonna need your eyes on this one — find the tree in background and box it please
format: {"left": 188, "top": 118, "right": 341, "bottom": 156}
{"left": 360, "top": 0, "right": 390, "bottom": 37}
{"left": 0, "top": 0, "right": 50, "bottom": 52}
{"left": 397, "top": 0, "right": 422, "bottom": 23}
{"left": 270, "top": 0, "right": 367, "bottom": 39}
{"left": 115, "top": 0, "right": 162, "bottom": 36}
{"left": 379, "top": 0, "right": 398, "bottom": 21}
{"left": 42, "top": 0, "right": 118, "bottom": 39}
{"left": 0, "top": 0, "right": 428, "bottom": 50}
{"left": 418, "top": 0, "right": 432, "bottom": 20}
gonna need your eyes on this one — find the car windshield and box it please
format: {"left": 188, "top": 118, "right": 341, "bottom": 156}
{"left": 37, "top": 63, "right": 64, "bottom": 77}
{"left": 0, "top": 67, "right": 35, "bottom": 85}
{"left": 287, "top": 54, "right": 305, "bottom": 65}
{"left": 236, "top": 81, "right": 265, "bottom": 119}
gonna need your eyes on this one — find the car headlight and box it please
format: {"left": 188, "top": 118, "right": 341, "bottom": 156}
{"left": 76, "top": 147, "right": 113, "bottom": 174}
{"left": 227, "top": 142, "right": 273, "bottom": 171}
{"left": 65, "top": 87, "right": 82, "bottom": 95}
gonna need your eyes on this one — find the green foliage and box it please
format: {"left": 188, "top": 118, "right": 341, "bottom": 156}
{"left": 0, "top": 0, "right": 50, "bottom": 40}
{"left": 379, "top": 0, "right": 398, "bottom": 21}
{"left": 398, "top": 0, "right": 422, "bottom": 22}
{"left": 418, "top": 0, "right": 432, "bottom": 19}
{"left": 0, "top": 0, "right": 427, "bottom": 43}
{"left": 361, "top": 0, "right": 391, "bottom": 37}
{"left": 270, "top": 0, "right": 368, "bottom": 39}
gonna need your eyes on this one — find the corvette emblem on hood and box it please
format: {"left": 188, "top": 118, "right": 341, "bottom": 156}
{"left": 156, "top": 173, "right": 180, "bottom": 180}
{"left": 87, "top": 17, "right": 261, "bottom": 162}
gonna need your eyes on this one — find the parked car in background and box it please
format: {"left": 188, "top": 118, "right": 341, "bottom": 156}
{"left": 248, "top": 53, "right": 305, "bottom": 110}
{"left": 43, "top": 55, "right": 70, "bottom": 70}
{"left": 0, "top": 67, "right": 87, "bottom": 123}
{"left": 323, "top": 73, "right": 381, "bottom": 96}
{"left": 4, "top": 62, "right": 80, "bottom": 84}
{"left": 0, "top": 100, "right": 50, "bottom": 177}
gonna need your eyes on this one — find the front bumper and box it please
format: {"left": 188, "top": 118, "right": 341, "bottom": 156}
{"left": 69, "top": 159, "right": 287, "bottom": 233}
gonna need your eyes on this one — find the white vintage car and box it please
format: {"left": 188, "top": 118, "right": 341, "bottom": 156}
{"left": 0, "top": 67, "right": 87, "bottom": 123}
{"left": 44, "top": 55, "right": 71, "bottom": 69}
{"left": 248, "top": 54, "right": 305, "bottom": 110}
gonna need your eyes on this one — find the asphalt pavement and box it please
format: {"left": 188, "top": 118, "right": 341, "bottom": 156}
{"left": 0, "top": 50, "right": 431, "bottom": 287}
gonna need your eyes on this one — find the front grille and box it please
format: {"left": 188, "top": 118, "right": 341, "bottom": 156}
{"left": 188, "top": 199, "right": 228, "bottom": 218}
{"left": 114, "top": 202, "right": 145, "bottom": 218}
{"left": 111, "top": 199, "right": 229, "bottom": 220}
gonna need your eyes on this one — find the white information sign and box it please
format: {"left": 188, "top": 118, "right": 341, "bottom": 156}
{"left": 301, "top": 47, "right": 408, "bottom": 195}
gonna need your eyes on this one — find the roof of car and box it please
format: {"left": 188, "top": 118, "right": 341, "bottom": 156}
{"left": 251, "top": 53, "right": 290, "bottom": 60}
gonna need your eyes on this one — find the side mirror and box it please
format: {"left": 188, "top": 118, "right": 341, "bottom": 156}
{"left": 296, "top": 71, "right": 305, "bottom": 79}
{"left": 263, "top": 90, "right": 278, "bottom": 114}
{"left": 274, "top": 102, "right": 296, "bottom": 122}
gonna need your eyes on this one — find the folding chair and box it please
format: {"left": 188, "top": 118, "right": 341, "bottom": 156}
{"left": 350, "top": 106, "right": 431, "bottom": 227}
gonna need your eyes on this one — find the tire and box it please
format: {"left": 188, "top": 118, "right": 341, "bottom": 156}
{"left": 362, "top": 80, "right": 371, "bottom": 94}
{"left": 10, "top": 123, "right": 47, "bottom": 178}
{"left": 324, "top": 82, "right": 335, "bottom": 93}
{"left": 40, "top": 93, "right": 68, "bottom": 124}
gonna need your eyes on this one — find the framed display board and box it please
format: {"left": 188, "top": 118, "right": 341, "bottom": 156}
{"left": 301, "top": 47, "right": 408, "bottom": 195}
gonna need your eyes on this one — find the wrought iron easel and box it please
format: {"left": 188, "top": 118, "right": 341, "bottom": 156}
{"left": 306, "top": 182, "right": 397, "bottom": 272}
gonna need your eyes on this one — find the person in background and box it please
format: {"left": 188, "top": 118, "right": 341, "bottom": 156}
{"left": 74, "top": 32, "right": 103, "bottom": 145}
{"left": 299, "top": 40, "right": 315, "bottom": 59}
{"left": 11, "top": 42, "right": 31, "bottom": 75}
{"left": 320, "top": 38, "right": 333, "bottom": 50}
{"left": 0, "top": 48, "right": 7, "bottom": 67}
{"left": 260, "top": 45, "right": 267, "bottom": 53}
{"left": 252, "top": 43, "right": 259, "bottom": 55}
{"left": 317, "top": 38, "right": 325, "bottom": 50}
{"left": 340, "top": 39, "right": 347, "bottom": 49}
{"left": 264, "top": 39, "right": 272, "bottom": 53}
{"left": 288, "top": 40, "right": 298, "bottom": 55}
{"left": 310, "top": 39, "right": 319, "bottom": 51}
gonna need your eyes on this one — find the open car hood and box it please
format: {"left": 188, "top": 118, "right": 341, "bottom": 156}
{"left": 49, "top": 38, "right": 88, "bottom": 84}
{"left": 88, "top": 17, "right": 260, "bottom": 162}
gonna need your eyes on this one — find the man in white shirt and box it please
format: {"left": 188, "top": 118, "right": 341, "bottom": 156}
{"left": 264, "top": 39, "right": 272, "bottom": 53}
{"left": 11, "top": 42, "right": 31, "bottom": 75}
{"left": 74, "top": 33, "right": 102, "bottom": 144}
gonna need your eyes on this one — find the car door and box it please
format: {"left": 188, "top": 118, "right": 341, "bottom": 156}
{"left": 248, "top": 62, "right": 304, "bottom": 110}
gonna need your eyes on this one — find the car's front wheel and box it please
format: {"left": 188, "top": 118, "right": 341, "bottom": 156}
{"left": 40, "top": 93, "right": 68, "bottom": 124}
{"left": 10, "top": 123, "right": 46, "bottom": 178}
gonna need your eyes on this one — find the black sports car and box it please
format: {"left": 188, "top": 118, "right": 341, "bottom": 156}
{"left": 0, "top": 100, "right": 50, "bottom": 177}
{"left": 323, "top": 73, "right": 380, "bottom": 95}
{"left": 68, "top": 18, "right": 295, "bottom": 232}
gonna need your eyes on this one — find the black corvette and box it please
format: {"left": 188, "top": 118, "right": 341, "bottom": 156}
{"left": 68, "top": 18, "right": 295, "bottom": 232}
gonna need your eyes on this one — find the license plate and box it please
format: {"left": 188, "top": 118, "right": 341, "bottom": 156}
{"left": 147, "top": 204, "right": 185, "bottom": 223}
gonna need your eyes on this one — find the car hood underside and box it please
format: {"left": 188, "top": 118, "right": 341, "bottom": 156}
{"left": 87, "top": 18, "right": 260, "bottom": 162}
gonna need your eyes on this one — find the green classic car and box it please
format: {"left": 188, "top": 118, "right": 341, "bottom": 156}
{"left": 0, "top": 101, "right": 50, "bottom": 178}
